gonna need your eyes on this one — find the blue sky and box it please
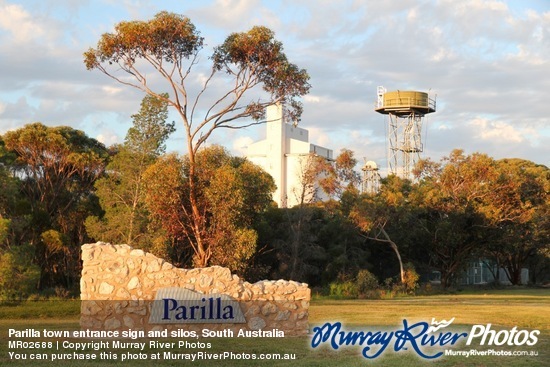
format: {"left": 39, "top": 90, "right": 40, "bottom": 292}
{"left": 1, "top": 0, "right": 549, "bottom": 173}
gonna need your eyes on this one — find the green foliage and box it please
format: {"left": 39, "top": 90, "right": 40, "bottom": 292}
{"left": 86, "top": 95, "right": 173, "bottom": 255}
{"left": 254, "top": 204, "right": 368, "bottom": 286}
{"left": 40, "top": 229, "right": 67, "bottom": 254}
{"left": 212, "top": 25, "right": 310, "bottom": 122}
{"left": 328, "top": 281, "right": 358, "bottom": 299}
{"left": 412, "top": 150, "right": 549, "bottom": 287}
{"left": 84, "top": 12, "right": 203, "bottom": 69}
{"left": 269, "top": 206, "right": 328, "bottom": 282}
{"left": 294, "top": 149, "right": 361, "bottom": 205}
{"left": 331, "top": 265, "right": 420, "bottom": 299}
{"left": 356, "top": 269, "right": 379, "bottom": 294}
{"left": 2, "top": 123, "right": 108, "bottom": 289}
{"left": 349, "top": 175, "right": 417, "bottom": 283}
{"left": 125, "top": 93, "right": 175, "bottom": 156}
{"left": 141, "top": 153, "right": 186, "bottom": 246}
{"left": 143, "top": 146, "right": 275, "bottom": 272}
{"left": 487, "top": 158, "right": 549, "bottom": 285}
{"left": 0, "top": 245, "right": 40, "bottom": 300}
{"left": 0, "top": 218, "right": 9, "bottom": 245}
{"left": 0, "top": 149, "right": 20, "bottom": 226}
{"left": 84, "top": 11, "right": 310, "bottom": 141}
{"left": 345, "top": 149, "right": 549, "bottom": 289}
{"left": 85, "top": 12, "right": 310, "bottom": 270}
{"left": 211, "top": 228, "right": 257, "bottom": 274}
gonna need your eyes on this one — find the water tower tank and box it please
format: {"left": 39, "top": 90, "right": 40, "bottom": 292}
{"left": 374, "top": 87, "right": 436, "bottom": 180}
{"left": 362, "top": 161, "right": 378, "bottom": 171}
{"left": 375, "top": 90, "right": 435, "bottom": 116}
{"left": 361, "top": 160, "right": 381, "bottom": 194}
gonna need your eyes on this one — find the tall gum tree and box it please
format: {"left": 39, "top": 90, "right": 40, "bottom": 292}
{"left": 84, "top": 11, "right": 310, "bottom": 267}
{"left": 86, "top": 94, "right": 175, "bottom": 252}
{"left": 2, "top": 124, "right": 108, "bottom": 287}
{"left": 486, "top": 158, "right": 549, "bottom": 284}
{"left": 350, "top": 175, "right": 413, "bottom": 284}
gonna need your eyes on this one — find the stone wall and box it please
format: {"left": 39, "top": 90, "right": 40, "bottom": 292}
{"left": 80, "top": 242, "right": 310, "bottom": 336}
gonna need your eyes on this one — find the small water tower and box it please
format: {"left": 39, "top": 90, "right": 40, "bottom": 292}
{"left": 375, "top": 86, "right": 436, "bottom": 180}
{"left": 361, "top": 160, "right": 381, "bottom": 195}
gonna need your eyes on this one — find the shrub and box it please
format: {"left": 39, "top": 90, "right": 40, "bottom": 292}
{"left": 356, "top": 269, "right": 379, "bottom": 295}
{"left": 417, "top": 282, "right": 435, "bottom": 295}
{"left": 0, "top": 245, "right": 40, "bottom": 300}
{"left": 403, "top": 262, "right": 420, "bottom": 293}
{"left": 329, "top": 281, "right": 358, "bottom": 298}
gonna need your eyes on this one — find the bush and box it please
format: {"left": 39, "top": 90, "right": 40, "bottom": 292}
{"left": 0, "top": 245, "right": 40, "bottom": 300}
{"left": 403, "top": 263, "right": 420, "bottom": 293}
{"left": 417, "top": 282, "right": 436, "bottom": 295}
{"left": 356, "top": 269, "right": 379, "bottom": 295}
{"left": 329, "top": 281, "right": 358, "bottom": 298}
{"left": 327, "top": 266, "right": 419, "bottom": 299}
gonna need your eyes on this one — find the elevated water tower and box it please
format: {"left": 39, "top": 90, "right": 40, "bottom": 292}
{"left": 375, "top": 86, "right": 436, "bottom": 180}
{"left": 361, "top": 160, "right": 381, "bottom": 195}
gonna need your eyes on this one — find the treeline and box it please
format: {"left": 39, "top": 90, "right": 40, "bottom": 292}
{"left": 349, "top": 154, "right": 549, "bottom": 288}
{"left": 0, "top": 98, "right": 548, "bottom": 299}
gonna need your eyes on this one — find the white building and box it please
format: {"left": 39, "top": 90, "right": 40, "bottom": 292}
{"left": 247, "top": 104, "right": 333, "bottom": 207}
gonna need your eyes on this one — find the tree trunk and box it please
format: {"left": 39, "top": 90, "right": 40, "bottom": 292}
{"left": 187, "top": 147, "right": 209, "bottom": 268}
{"left": 441, "top": 271, "right": 452, "bottom": 288}
{"left": 361, "top": 226, "right": 405, "bottom": 284}
{"left": 506, "top": 263, "right": 522, "bottom": 285}
{"left": 379, "top": 227, "right": 405, "bottom": 284}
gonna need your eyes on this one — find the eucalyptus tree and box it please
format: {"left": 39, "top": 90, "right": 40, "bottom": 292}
{"left": 84, "top": 11, "right": 310, "bottom": 266}
{"left": 292, "top": 149, "right": 360, "bottom": 207}
{"left": 86, "top": 94, "right": 174, "bottom": 253}
{"left": 350, "top": 175, "right": 416, "bottom": 284}
{"left": 2, "top": 124, "right": 108, "bottom": 287}
{"left": 143, "top": 145, "right": 275, "bottom": 270}
{"left": 485, "top": 158, "right": 549, "bottom": 284}
{"left": 411, "top": 150, "right": 499, "bottom": 287}
{"left": 412, "top": 150, "right": 549, "bottom": 286}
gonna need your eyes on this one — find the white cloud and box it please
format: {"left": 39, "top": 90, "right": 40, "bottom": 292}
{"left": 306, "top": 127, "right": 330, "bottom": 149}
{"left": 101, "top": 86, "right": 124, "bottom": 96}
{"left": 304, "top": 95, "right": 321, "bottom": 103}
{"left": 0, "top": 1, "right": 44, "bottom": 42}
{"left": 510, "top": 44, "right": 546, "bottom": 65}
{"left": 1, "top": 0, "right": 548, "bottom": 169}
{"left": 96, "top": 130, "right": 121, "bottom": 146}
{"left": 193, "top": 0, "right": 278, "bottom": 31}
{"left": 430, "top": 47, "right": 456, "bottom": 62}
{"left": 470, "top": 118, "right": 538, "bottom": 144}
{"left": 407, "top": 8, "right": 418, "bottom": 21}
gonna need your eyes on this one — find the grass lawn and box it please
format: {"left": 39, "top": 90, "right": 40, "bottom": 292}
{"left": 0, "top": 289, "right": 548, "bottom": 366}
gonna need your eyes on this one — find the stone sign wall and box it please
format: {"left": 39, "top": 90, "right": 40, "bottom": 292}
{"left": 80, "top": 242, "right": 310, "bottom": 336}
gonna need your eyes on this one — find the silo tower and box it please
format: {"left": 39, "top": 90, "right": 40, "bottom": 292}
{"left": 361, "top": 160, "right": 381, "bottom": 195}
{"left": 375, "top": 86, "right": 436, "bottom": 180}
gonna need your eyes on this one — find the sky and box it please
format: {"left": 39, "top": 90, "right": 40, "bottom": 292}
{"left": 0, "top": 0, "right": 549, "bottom": 175}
